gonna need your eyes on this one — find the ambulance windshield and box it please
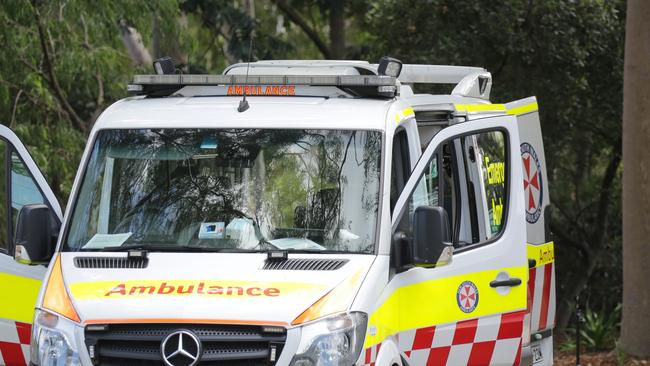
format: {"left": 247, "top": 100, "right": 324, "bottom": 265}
{"left": 64, "top": 129, "right": 382, "bottom": 254}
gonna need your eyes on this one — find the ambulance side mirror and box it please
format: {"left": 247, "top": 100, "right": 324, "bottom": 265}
{"left": 412, "top": 206, "right": 453, "bottom": 268}
{"left": 14, "top": 204, "right": 56, "bottom": 265}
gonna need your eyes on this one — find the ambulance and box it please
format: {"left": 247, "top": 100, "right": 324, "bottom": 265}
{"left": 0, "top": 57, "right": 555, "bottom": 366}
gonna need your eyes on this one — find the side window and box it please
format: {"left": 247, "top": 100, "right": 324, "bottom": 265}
{"left": 10, "top": 151, "right": 46, "bottom": 232}
{"left": 398, "top": 130, "right": 508, "bottom": 250}
{"left": 389, "top": 129, "right": 411, "bottom": 212}
{"left": 460, "top": 132, "right": 507, "bottom": 241}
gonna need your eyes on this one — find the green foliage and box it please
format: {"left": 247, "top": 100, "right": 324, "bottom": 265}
{"left": 564, "top": 304, "right": 622, "bottom": 351}
{"left": 580, "top": 304, "right": 622, "bottom": 351}
{"left": 363, "top": 0, "right": 625, "bottom": 326}
{"left": 0, "top": 0, "right": 181, "bottom": 202}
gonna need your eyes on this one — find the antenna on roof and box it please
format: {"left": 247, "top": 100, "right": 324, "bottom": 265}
{"left": 237, "top": 32, "right": 255, "bottom": 113}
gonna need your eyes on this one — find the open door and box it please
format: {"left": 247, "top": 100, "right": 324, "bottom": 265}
{"left": 507, "top": 97, "right": 555, "bottom": 365}
{"left": 388, "top": 115, "right": 529, "bottom": 365}
{"left": 0, "top": 124, "right": 62, "bottom": 366}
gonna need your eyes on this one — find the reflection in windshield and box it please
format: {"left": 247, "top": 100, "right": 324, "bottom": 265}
{"left": 65, "top": 129, "right": 382, "bottom": 253}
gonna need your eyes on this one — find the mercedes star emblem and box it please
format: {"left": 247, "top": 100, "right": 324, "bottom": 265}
{"left": 161, "top": 330, "right": 202, "bottom": 366}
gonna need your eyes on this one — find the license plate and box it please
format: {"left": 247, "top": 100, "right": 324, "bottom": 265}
{"left": 531, "top": 344, "right": 543, "bottom": 364}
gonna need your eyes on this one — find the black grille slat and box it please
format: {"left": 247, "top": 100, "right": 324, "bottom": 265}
{"left": 262, "top": 258, "right": 347, "bottom": 271}
{"left": 74, "top": 256, "right": 148, "bottom": 269}
{"left": 85, "top": 323, "right": 286, "bottom": 365}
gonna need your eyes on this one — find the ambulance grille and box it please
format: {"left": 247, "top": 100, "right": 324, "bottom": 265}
{"left": 73, "top": 256, "right": 148, "bottom": 269}
{"left": 84, "top": 323, "right": 286, "bottom": 366}
{"left": 262, "top": 258, "right": 348, "bottom": 271}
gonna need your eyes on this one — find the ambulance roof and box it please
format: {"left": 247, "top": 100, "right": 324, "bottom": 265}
{"left": 93, "top": 95, "right": 394, "bottom": 132}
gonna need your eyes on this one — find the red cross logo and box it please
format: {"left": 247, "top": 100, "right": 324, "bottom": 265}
{"left": 457, "top": 281, "right": 478, "bottom": 313}
{"left": 523, "top": 155, "right": 540, "bottom": 212}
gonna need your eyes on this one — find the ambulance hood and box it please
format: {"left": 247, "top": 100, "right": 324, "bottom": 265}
{"left": 59, "top": 252, "right": 373, "bottom": 327}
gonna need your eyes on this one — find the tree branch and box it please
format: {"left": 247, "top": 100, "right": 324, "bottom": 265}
{"left": 10, "top": 90, "right": 23, "bottom": 128}
{"left": 31, "top": 1, "right": 86, "bottom": 132}
{"left": 0, "top": 79, "right": 63, "bottom": 116}
{"left": 549, "top": 220, "right": 590, "bottom": 259}
{"left": 271, "top": 0, "right": 331, "bottom": 59}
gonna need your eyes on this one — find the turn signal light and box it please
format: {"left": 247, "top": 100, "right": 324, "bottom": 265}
{"left": 292, "top": 270, "right": 363, "bottom": 325}
{"left": 42, "top": 255, "right": 80, "bottom": 323}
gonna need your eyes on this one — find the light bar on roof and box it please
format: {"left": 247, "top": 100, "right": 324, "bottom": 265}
{"left": 129, "top": 74, "right": 399, "bottom": 98}
{"left": 131, "top": 74, "right": 397, "bottom": 86}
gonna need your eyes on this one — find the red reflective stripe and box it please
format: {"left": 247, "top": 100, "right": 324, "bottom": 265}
{"left": 452, "top": 318, "right": 478, "bottom": 345}
{"left": 426, "top": 346, "right": 450, "bottom": 366}
{"left": 412, "top": 325, "right": 436, "bottom": 350}
{"left": 538, "top": 263, "right": 553, "bottom": 329}
{"left": 365, "top": 347, "right": 372, "bottom": 364}
{"left": 498, "top": 311, "right": 525, "bottom": 339}
{"left": 527, "top": 267, "right": 536, "bottom": 313}
{"left": 15, "top": 322, "right": 31, "bottom": 345}
{"left": 467, "top": 341, "right": 496, "bottom": 366}
{"left": 0, "top": 341, "right": 27, "bottom": 366}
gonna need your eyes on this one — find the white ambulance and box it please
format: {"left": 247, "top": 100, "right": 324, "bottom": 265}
{"left": 0, "top": 57, "right": 555, "bottom": 366}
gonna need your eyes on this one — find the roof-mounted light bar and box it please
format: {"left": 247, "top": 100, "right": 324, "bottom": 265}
{"left": 128, "top": 74, "right": 398, "bottom": 98}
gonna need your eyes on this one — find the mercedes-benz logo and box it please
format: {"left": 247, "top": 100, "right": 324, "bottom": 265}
{"left": 161, "top": 330, "right": 202, "bottom": 366}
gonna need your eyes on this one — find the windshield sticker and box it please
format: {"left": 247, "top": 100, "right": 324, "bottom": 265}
{"left": 521, "top": 142, "right": 543, "bottom": 223}
{"left": 199, "top": 222, "right": 225, "bottom": 239}
{"left": 82, "top": 232, "right": 132, "bottom": 249}
{"left": 69, "top": 280, "right": 329, "bottom": 300}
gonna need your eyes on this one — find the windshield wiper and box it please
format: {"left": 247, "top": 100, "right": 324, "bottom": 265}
{"left": 99, "top": 244, "right": 231, "bottom": 252}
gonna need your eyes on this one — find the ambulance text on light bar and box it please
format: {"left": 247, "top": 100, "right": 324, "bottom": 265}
{"left": 227, "top": 85, "right": 296, "bottom": 96}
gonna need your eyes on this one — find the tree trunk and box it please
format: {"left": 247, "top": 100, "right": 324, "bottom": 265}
{"left": 621, "top": 0, "right": 650, "bottom": 357}
{"left": 328, "top": 0, "right": 345, "bottom": 59}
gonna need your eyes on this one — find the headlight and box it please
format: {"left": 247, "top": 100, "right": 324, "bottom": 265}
{"left": 291, "top": 312, "right": 368, "bottom": 366}
{"left": 31, "top": 310, "right": 81, "bottom": 366}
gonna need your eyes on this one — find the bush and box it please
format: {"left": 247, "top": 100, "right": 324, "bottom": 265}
{"left": 564, "top": 303, "right": 622, "bottom": 351}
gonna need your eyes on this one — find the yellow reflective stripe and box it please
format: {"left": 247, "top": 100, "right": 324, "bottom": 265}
{"left": 527, "top": 242, "right": 554, "bottom": 267}
{"left": 454, "top": 102, "right": 538, "bottom": 116}
{"left": 364, "top": 266, "right": 528, "bottom": 348}
{"left": 507, "top": 102, "right": 539, "bottom": 116}
{"left": 395, "top": 107, "right": 416, "bottom": 123}
{"left": 455, "top": 104, "right": 506, "bottom": 113}
{"left": 402, "top": 107, "right": 415, "bottom": 118}
{"left": 0, "top": 272, "right": 41, "bottom": 323}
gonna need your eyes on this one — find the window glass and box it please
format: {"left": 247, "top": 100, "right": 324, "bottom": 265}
{"left": 65, "top": 129, "right": 382, "bottom": 253}
{"left": 475, "top": 132, "right": 507, "bottom": 236}
{"left": 10, "top": 151, "right": 45, "bottom": 231}
{"left": 397, "top": 130, "right": 507, "bottom": 250}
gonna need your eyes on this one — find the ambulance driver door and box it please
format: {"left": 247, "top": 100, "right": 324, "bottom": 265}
{"left": 390, "top": 116, "right": 528, "bottom": 365}
{"left": 0, "top": 124, "right": 62, "bottom": 365}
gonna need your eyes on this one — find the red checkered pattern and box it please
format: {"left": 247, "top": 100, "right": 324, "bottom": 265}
{"left": 361, "top": 311, "right": 525, "bottom": 366}
{"left": 0, "top": 321, "right": 31, "bottom": 366}
{"left": 363, "top": 341, "right": 382, "bottom": 366}
{"left": 527, "top": 261, "right": 556, "bottom": 333}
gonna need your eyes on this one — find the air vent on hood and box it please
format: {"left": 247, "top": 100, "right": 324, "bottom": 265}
{"left": 262, "top": 258, "right": 348, "bottom": 271}
{"left": 74, "top": 256, "right": 148, "bottom": 269}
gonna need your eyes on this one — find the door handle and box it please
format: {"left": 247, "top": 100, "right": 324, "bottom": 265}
{"left": 490, "top": 278, "right": 522, "bottom": 288}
